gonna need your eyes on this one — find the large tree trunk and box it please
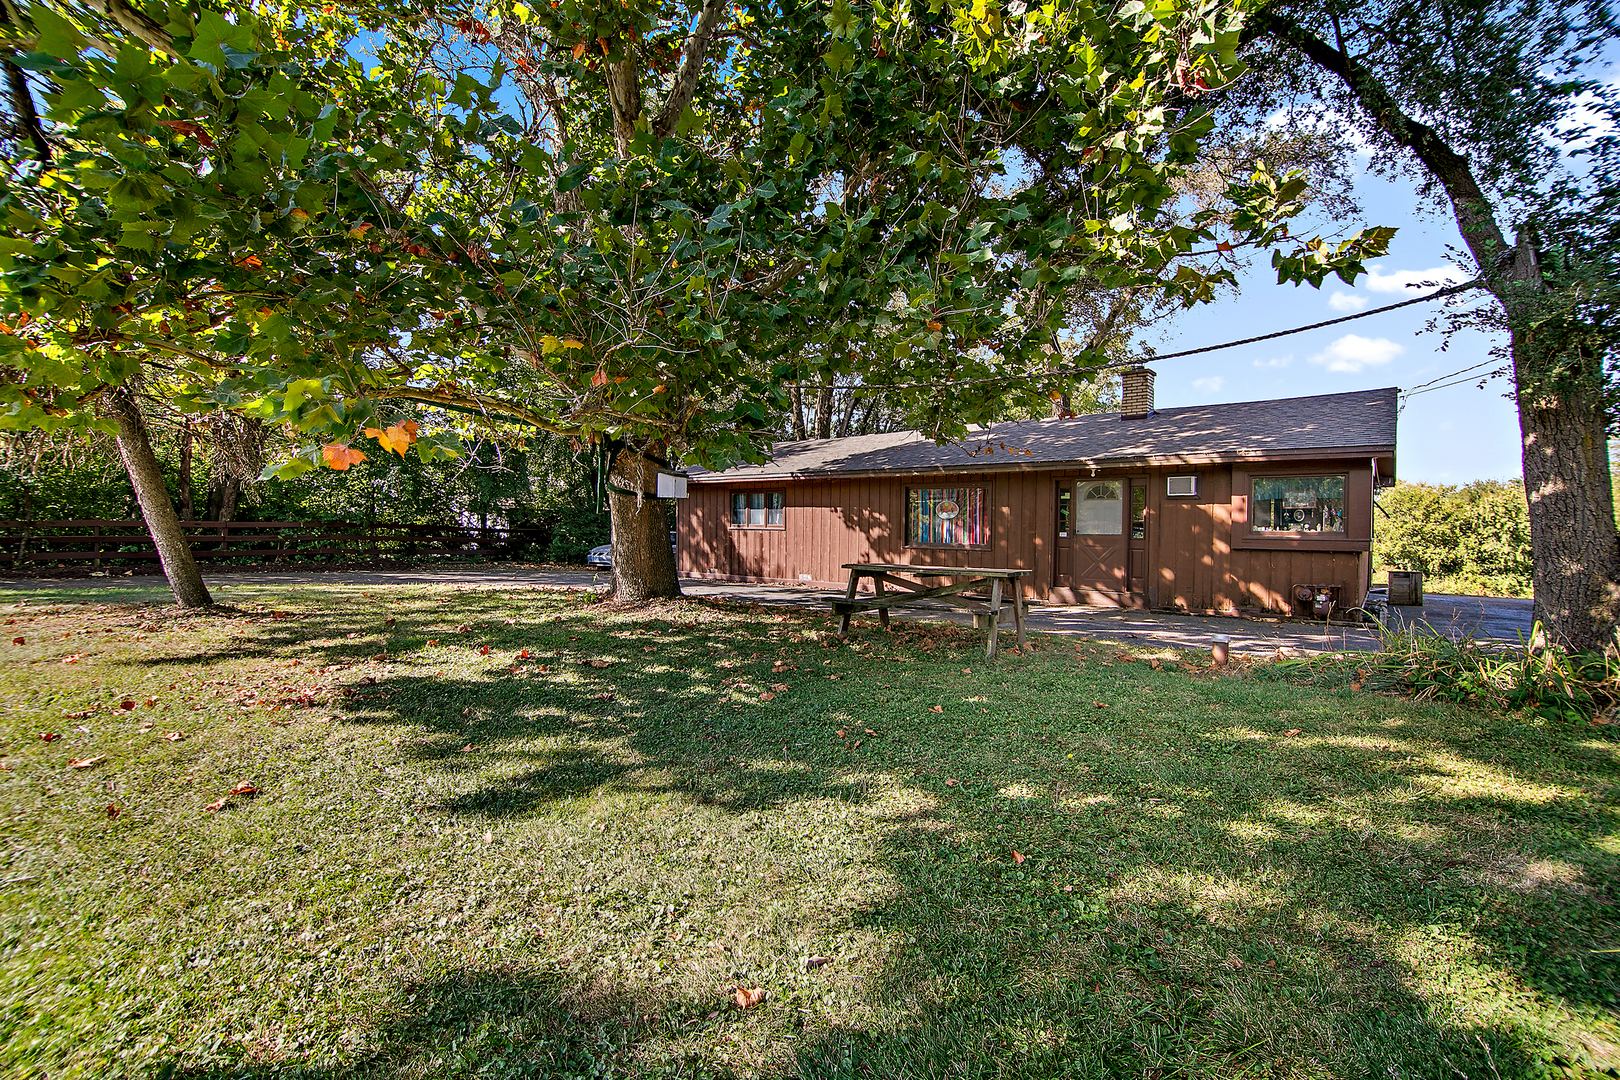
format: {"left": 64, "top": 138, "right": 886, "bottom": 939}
{"left": 105, "top": 391, "right": 213, "bottom": 608}
{"left": 607, "top": 446, "right": 681, "bottom": 602}
{"left": 815, "top": 384, "right": 834, "bottom": 440}
{"left": 1261, "top": 13, "right": 1620, "bottom": 652}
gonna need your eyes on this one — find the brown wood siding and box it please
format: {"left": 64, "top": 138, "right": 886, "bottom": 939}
{"left": 680, "top": 458, "right": 1373, "bottom": 614}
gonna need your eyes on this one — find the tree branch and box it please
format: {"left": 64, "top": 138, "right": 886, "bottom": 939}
{"left": 649, "top": 0, "right": 727, "bottom": 140}
{"left": 1249, "top": 10, "right": 1519, "bottom": 283}
{"left": 74, "top": 0, "right": 180, "bottom": 57}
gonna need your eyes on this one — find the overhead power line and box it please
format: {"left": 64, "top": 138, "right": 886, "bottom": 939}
{"left": 837, "top": 279, "right": 1485, "bottom": 393}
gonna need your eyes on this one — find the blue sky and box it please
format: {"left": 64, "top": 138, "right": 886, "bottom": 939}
{"left": 1136, "top": 172, "right": 1520, "bottom": 486}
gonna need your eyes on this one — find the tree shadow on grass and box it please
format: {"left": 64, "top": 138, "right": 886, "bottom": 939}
{"left": 148, "top": 596, "right": 1619, "bottom": 1079}
{"left": 165, "top": 966, "right": 743, "bottom": 1080}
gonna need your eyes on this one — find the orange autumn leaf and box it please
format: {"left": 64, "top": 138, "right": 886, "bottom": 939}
{"left": 1011, "top": 849, "right": 1026, "bottom": 864}
{"left": 235, "top": 255, "right": 263, "bottom": 268}
{"left": 322, "top": 444, "right": 367, "bottom": 471}
{"left": 364, "top": 423, "right": 417, "bottom": 457}
{"left": 1282, "top": 728, "right": 1303, "bottom": 737}
{"left": 67, "top": 755, "right": 105, "bottom": 769}
{"left": 204, "top": 796, "right": 229, "bottom": 812}
{"left": 228, "top": 781, "right": 258, "bottom": 796}
{"left": 572, "top": 40, "right": 587, "bottom": 59}
{"left": 733, "top": 986, "right": 765, "bottom": 1009}
{"left": 590, "top": 369, "right": 608, "bottom": 387}
{"left": 156, "top": 118, "right": 216, "bottom": 147}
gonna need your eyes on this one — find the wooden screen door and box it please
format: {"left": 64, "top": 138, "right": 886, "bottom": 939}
{"left": 1069, "top": 478, "right": 1128, "bottom": 600}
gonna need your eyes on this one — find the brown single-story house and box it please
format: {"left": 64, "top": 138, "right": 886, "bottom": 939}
{"left": 678, "top": 370, "right": 1397, "bottom": 615}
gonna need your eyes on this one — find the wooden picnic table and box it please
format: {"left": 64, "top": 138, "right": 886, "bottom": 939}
{"left": 830, "top": 563, "right": 1031, "bottom": 659}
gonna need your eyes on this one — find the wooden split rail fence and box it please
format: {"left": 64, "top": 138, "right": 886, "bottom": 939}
{"left": 0, "top": 520, "right": 548, "bottom": 569}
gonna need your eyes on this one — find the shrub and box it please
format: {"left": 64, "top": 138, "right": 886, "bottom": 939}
{"left": 1374, "top": 479, "right": 1532, "bottom": 596}
{"left": 1257, "top": 621, "right": 1619, "bottom": 722}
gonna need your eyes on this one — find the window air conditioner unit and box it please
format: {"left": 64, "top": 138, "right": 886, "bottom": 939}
{"left": 1166, "top": 475, "right": 1198, "bottom": 498}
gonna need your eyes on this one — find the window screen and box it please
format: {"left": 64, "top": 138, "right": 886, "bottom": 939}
{"left": 907, "top": 488, "right": 987, "bottom": 546}
{"left": 1252, "top": 476, "right": 1345, "bottom": 533}
{"left": 1075, "top": 481, "right": 1123, "bottom": 535}
{"left": 731, "top": 491, "right": 784, "bottom": 527}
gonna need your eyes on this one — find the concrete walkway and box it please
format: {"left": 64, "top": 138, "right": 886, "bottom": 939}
{"left": 0, "top": 566, "right": 1532, "bottom": 656}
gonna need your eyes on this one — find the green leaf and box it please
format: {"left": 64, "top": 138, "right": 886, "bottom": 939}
{"left": 26, "top": 5, "right": 86, "bottom": 59}
{"left": 556, "top": 161, "right": 592, "bottom": 192}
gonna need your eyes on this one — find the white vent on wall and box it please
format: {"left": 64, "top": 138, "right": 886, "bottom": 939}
{"left": 1167, "top": 475, "right": 1199, "bottom": 498}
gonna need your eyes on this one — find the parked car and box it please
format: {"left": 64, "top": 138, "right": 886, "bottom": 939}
{"left": 584, "top": 533, "right": 678, "bottom": 570}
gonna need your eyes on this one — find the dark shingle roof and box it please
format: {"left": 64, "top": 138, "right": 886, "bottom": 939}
{"left": 689, "top": 387, "right": 1398, "bottom": 483}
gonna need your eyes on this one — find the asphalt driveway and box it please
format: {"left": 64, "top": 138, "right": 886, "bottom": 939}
{"left": 0, "top": 565, "right": 1533, "bottom": 656}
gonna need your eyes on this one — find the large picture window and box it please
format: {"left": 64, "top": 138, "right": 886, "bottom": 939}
{"left": 907, "top": 487, "right": 988, "bottom": 547}
{"left": 730, "top": 491, "right": 785, "bottom": 528}
{"left": 1252, "top": 475, "right": 1345, "bottom": 533}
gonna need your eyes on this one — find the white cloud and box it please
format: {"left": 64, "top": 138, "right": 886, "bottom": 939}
{"left": 1309, "top": 334, "right": 1405, "bottom": 374}
{"left": 1191, "top": 376, "right": 1225, "bottom": 395}
{"left": 1253, "top": 355, "right": 1292, "bottom": 369}
{"left": 1328, "top": 292, "right": 1369, "bottom": 312}
{"left": 1365, "top": 263, "right": 1468, "bottom": 295}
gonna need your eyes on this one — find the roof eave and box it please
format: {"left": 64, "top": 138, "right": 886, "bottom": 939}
{"left": 687, "top": 444, "right": 1398, "bottom": 484}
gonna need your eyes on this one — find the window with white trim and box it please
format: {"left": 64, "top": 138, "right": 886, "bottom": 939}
{"left": 730, "top": 491, "right": 784, "bottom": 527}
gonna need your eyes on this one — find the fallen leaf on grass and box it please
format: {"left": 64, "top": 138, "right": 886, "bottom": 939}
{"left": 269, "top": 719, "right": 294, "bottom": 726}
{"left": 586, "top": 659, "right": 612, "bottom": 669}
{"left": 228, "top": 781, "right": 257, "bottom": 796}
{"left": 1225, "top": 954, "right": 1243, "bottom": 969}
{"left": 120, "top": 700, "right": 135, "bottom": 710}
{"left": 105, "top": 804, "right": 120, "bottom": 818}
{"left": 518, "top": 649, "right": 530, "bottom": 659}
{"left": 1349, "top": 681, "right": 1363, "bottom": 692}
{"left": 455, "top": 624, "right": 471, "bottom": 633}
{"left": 733, "top": 986, "right": 765, "bottom": 1009}
{"left": 929, "top": 705, "right": 943, "bottom": 713}
{"left": 67, "top": 756, "right": 105, "bottom": 769}
{"left": 10, "top": 637, "right": 22, "bottom": 645}
{"left": 759, "top": 691, "right": 776, "bottom": 701}
{"left": 426, "top": 639, "right": 440, "bottom": 646}
{"left": 829, "top": 674, "right": 842, "bottom": 680}
{"left": 805, "top": 956, "right": 831, "bottom": 970}
{"left": 61, "top": 654, "right": 84, "bottom": 664}
{"left": 460, "top": 744, "right": 481, "bottom": 752}
{"left": 479, "top": 645, "right": 491, "bottom": 655}
{"left": 1012, "top": 850, "right": 1026, "bottom": 864}
{"left": 944, "top": 778, "right": 957, "bottom": 787}
{"left": 1093, "top": 702, "right": 1109, "bottom": 709}
{"left": 203, "top": 797, "right": 229, "bottom": 812}
{"left": 836, "top": 729, "right": 847, "bottom": 739}
{"left": 851, "top": 739, "right": 862, "bottom": 749}
{"left": 769, "top": 683, "right": 788, "bottom": 692}
{"left": 161, "top": 731, "right": 185, "bottom": 741}
{"left": 1282, "top": 729, "right": 1302, "bottom": 737}
{"left": 39, "top": 732, "right": 60, "bottom": 742}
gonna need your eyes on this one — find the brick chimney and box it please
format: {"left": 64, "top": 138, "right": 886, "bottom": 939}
{"left": 1120, "top": 366, "right": 1156, "bottom": 419}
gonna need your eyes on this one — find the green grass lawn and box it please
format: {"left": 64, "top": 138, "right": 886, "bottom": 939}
{"left": 1, "top": 582, "right": 1616, "bottom": 1080}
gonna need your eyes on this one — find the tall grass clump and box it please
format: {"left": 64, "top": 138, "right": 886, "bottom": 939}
{"left": 1256, "top": 621, "right": 1620, "bottom": 722}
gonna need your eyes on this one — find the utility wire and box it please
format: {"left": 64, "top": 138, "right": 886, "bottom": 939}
{"left": 1400, "top": 358, "right": 1508, "bottom": 401}
{"left": 836, "top": 279, "right": 1484, "bottom": 393}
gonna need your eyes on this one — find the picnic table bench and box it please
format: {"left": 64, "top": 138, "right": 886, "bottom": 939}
{"left": 830, "top": 563, "right": 1030, "bottom": 659}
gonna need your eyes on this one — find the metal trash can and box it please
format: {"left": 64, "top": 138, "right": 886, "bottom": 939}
{"left": 1387, "top": 570, "right": 1424, "bottom": 606}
